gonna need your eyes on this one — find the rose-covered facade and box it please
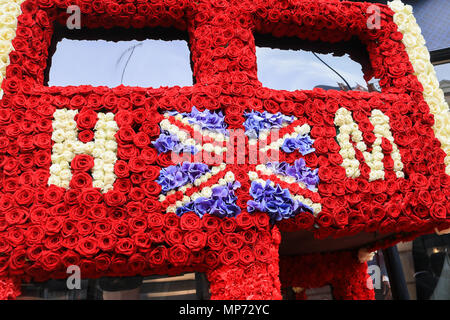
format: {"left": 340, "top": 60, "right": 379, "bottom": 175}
{"left": 0, "top": 0, "right": 448, "bottom": 300}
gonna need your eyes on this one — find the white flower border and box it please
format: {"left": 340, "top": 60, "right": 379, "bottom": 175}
{"left": 0, "top": 0, "right": 24, "bottom": 99}
{"left": 388, "top": 0, "right": 450, "bottom": 175}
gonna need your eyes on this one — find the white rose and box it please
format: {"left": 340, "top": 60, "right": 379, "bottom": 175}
{"left": 72, "top": 141, "right": 86, "bottom": 154}
{"left": 47, "top": 176, "right": 60, "bottom": 186}
{"left": 388, "top": 0, "right": 404, "bottom": 12}
{"left": 248, "top": 171, "right": 258, "bottom": 181}
{"left": 224, "top": 171, "right": 234, "bottom": 182}
{"left": 52, "top": 129, "right": 66, "bottom": 143}
{"left": 92, "top": 180, "right": 104, "bottom": 189}
{"left": 201, "top": 187, "right": 212, "bottom": 198}
{"left": 59, "top": 169, "right": 72, "bottom": 181}
{"left": 103, "top": 173, "right": 116, "bottom": 185}
{"left": 356, "top": 141, "right": 367, "bottom": 152}
{"left": 102, "top": 150, "right": 116, "bottom": 163}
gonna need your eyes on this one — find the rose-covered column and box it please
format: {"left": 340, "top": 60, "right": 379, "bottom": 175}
{"left": 280, "top": 250, "right": 375, "bottom": 300}
{"left": 207, "top": 225, "right": 282, "bottom": 300}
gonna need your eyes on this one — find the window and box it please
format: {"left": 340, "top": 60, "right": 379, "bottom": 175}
{"left": 46, "top": 27, "right": 193, "bottom": 88}
{"left": 254, "top": 34, "right": 377, "bottom": 92}
{"left": 434, "top": 62, "right": 450, "bottom": 105}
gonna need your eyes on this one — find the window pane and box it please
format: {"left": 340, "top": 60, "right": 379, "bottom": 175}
{"left": 47, "top": 28, "right": 193, "bottom": 88}
{"left": 255, "top": 35, "right": 375, "bottom": 91}
{"left": 434, "top": 62, "right": 450, "bottom": 105}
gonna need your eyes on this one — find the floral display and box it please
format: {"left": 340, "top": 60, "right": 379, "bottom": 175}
{"left": 0, "top": 0, "right": 448, "bottom": 300}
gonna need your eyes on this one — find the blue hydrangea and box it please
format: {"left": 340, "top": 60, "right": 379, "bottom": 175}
{"left": 152, "top": 131, "right": 198, "bottom": 154}
{"left": 266, "top": 159, "right": 319, "bottom": 191}
{"left": 244, "top": 111, "right": 294, "bottom": 139}
{"left": 247, "top": 181, "right": 312, "bottom": 222}
{"left": 282, "top": 134, "right": 315, "bottom": 155}
{"left": 176, "top": 181, "right": 241, "bottom": 218}
{"left": 157, "top": 162, "right": 210, "bottom": 193}
{"left": 168, "top": 107, "right": 227, "bottom": 135}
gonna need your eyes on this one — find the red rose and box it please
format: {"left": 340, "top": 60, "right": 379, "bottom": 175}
{"left": 116, "top": 126, "right": 136, "bottom": 143}
{"left": 104, "top": 190, "right": 126, "bottom": 206}
{"left": 140, "top": 147, "right": 158, "bottom": 165}
{"left": 114, "top": 160, "right": 129, "bottom": 178}
{"left": 76, "top": 237, "right": 99, "bottom": 256}
{"left": 75, "top": 110, "right": 98, "bottom": 130}
{"left": 141, "top": 197, "right": 159, "bottom": 213}
{"left": 142, "top": 180, "right": 162, "bottom": 197}
{"left": 114, "top": 110, "right": 133, "bottom": 127}
{"left": 133, "top": 132, "right": 150, "bottom": 148}
{"left": 253, "top": 244, "right": 272, "bottom": 263}
{"left": 164, "top": 229, "right": 183, "bottom": 246}
{"left": 164, "top": 212, "right": 180, "bottom": 229}
{"left": 94, "top": 219, "right": 112, "bottom": 235}
{"left": 316, "top": 211, "right": 333, "bottom": 227}
{"left": 128, "top": 157, "right": 147, "bottom": 173}
{"left": 61, "top": 251, "right": 81, "bottom": 268}
{"left": 115, "top": 238, "right": 135, "bottom": 256}
{"left": 252, "top": 212, "right": 270, "bottom": 229}
{"left": 71, "top": 155, "right": 94, "bottom": 172}
{"left": 430, "top": 203, "right": 447, "bottom": 220}
{"left": 183, "top": 230, "right": 207, "bottom": 251}
{"left": 219, "top": 247, "right": 239, "bottom": 265}
{"left": 79, "top": 188, "right": 103, "bottom": 206}
{"left": 77, "top": 220, "right": 94, "bottom": 236}
{"left": 313, "top": 137, "right": 328, "bottom": 154}
{"left": 70, "top": 172, "right": 93, "bottom": 189}
{"left": 225, "top": 114, "right": 244, "bottom": 128}
{"left": 180, "top": 212, "right": 201, "bottom": 230}
{"left": 98, "top": 234, "right": 116, "bottom": 251}
{"left": 207, "top": 231, "right": 224, "bottom": 250}
{"left": 168, "top": 244, "right": 190, "bottom": 266}
{"left": 235, "top": 212, "right": 253, "bottom": 230}
{"left": 40, "top": 251, "right": 61, "bottom": 271}
{"left": 292, "top": 212, "right": 314, "bottom": 230}
{"left": 94, "top": 253, "right": 111, "bottom": 271}
{"left": 204, "top": 251, "right": 219, "bottom": 268}
{"left": 149, "top": 228, "right": 165, "bottom": 243}
{"left": 112, "top": 220, "right": 129, "bottom": 237}
{"left": 239, "top": 246, "right": 255, "bottom": 265}
{"left": 371, "top": 180, "right": 386, "bottom": 194}
{"left": 13, "top": 187, "right": 34, "bottom": 206}
{"left": 147, "top": 246, "right": 168, "bottom": 267}
{"left": 372, "top": 204, "right": 386, "bottom": 221}
{"left": 224, "top": 233, "right": 244, "bottom": 249}
{"left": 333, "top": 207, "right": 349, "bottom": 228}
{"left": 221, "top": 218, "right": 237, "bottom": 233}
{"left": 142, "top": 166, "right": 160, "bottom": 180}
{"left": 117, "top": 144, "right": 139, "bottom": 160}
{"left": 386, "top": 201, "right": 402, "bottom": 218}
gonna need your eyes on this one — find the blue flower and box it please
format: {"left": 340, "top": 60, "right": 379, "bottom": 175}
{"left": 184, "top": 107, "right": 228, "bottom": 135}
{"left": 247, "top": 180, "right": 313, "bottom": 222}
{"left": 153, "top": 131, "right": 180, "bottom": 153}
{"left": 267, "top": 159, "right": 320, "bottom": 191}
{"left": 157, "top": 162, "right": 209, "bottom": 193}
{"left": 244, "top": 111, "right": 294, "bottom": 138}
{"left": 281, "top": 135, "right": 315, "bottom": 155}
{"left": 153, "top": 131, "right": 198, "bottom": 154}
{"left": 176, "top": 181, "right": 241, "bottom": 218}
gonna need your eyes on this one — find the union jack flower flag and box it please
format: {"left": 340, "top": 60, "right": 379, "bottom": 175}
{"left": 153, "top": 107, "right": 322, "bottom": 222}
